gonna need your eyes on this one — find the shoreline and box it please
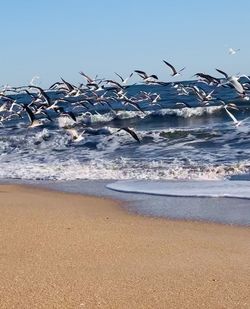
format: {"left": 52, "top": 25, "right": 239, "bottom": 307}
{"left": 7, "top": 180, "right": 250, "bottom": 228}
{"left": 2, "top": 178, "right": 249, "bottom": 226}
{"left": 0, "top": 184, "right": 250, "bottom": 308}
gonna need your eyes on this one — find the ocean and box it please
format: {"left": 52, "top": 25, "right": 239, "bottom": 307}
{"left": 1, "top": 79, "right": 250, "bottom": 224}
{"left": 1, "top": 81, "right": 250, "bottom": 181}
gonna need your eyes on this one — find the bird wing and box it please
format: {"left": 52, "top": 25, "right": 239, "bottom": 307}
{"left": 28, "top": 85, "right": 51, "bottom": 105}
{"left": 216, "top": 68, "right": 229, "bottom": 79}
{"left": 79, "top": 71, "right": 94, "bottom": 83}
{"left": 134, "top": 70, "right": 147, "bottom": 79}
{"left": 25, "top": 106, "right": 35, "bottom": 124}
{"left": 114, "top": 72, "right": 124, "bottom": 83}
{"left": 149, "top": 74, "right": 158, "bottom": 80}
{"left": 49, "top": 82, "right": 63, "bottom": 89}
{"left": 178, "top": 67, "right": 186, "bottom": 73}
{"left": 106, "top": 79, "right": 123, "bottom": 89}
{"left": 119, "top": 127, "right": 141, "bottom": 143}
{"left": 60, "top": 77, "right": 74, "bottom": 92}
{"left": 230, "top": 79, "right": 244, "bottom": 94}
{"left": 67, "top": 111, "right": 77, "bottom": 122}
{"left": 163, "top": 60, "right": 177, "bottom": 75}
{"left": 224, "top": 107, "right": 238, "bottom": 124}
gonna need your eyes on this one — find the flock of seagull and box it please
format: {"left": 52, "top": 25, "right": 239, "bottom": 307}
{"left": 0, "top": 56, "right": 249, "bottom": 143}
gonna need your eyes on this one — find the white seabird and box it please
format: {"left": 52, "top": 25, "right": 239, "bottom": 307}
{"left": 228, "top": 47, "right": 240, "bottom": 55}
{"left": 163, "top": 60, "right": 185, "bottom": 76}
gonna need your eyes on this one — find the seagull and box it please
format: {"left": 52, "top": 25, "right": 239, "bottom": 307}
{"left": 134, "top": 70, "right": 158, "bottom": 84}
{"left": 60, "top": 77, "right": 76, "bottom": 93}
{"left": 215, "top": 68, "right": 229, "bottom": 79}
{"left": 28, "top": 85, "right": 52, "bottom": 106}
{"left": 228, "top": 48, "right": 240, "bottom": 55}
{"left": 55, "top": 107, "right": 77, "bottom": 122}
{"left": 49, "top": 81, "right": 65, "bottom": 90}
{"left": 79, "top": 71, "right": 103, "bottom": 86}
{"left": 175, "top": 102, "right": 192, "bottom": 108}
{"left": 163, "top": 60, "right": 185, "bottom": 76}
{"left": 117, "top": 127, "right": 141, "bottom": 143}
{"left": 220, "top": 101, "right": 248, "bottom": 127}
{"left": 224, "top": 105, "right": 240, "bottom": 126}
{"left": 114, "top": 72, "right": 133, "bottom": 84}
{"left": 190, "top": 86, "right": 215, "bottom": 103}
{"left": 79, "top": 71, "right": 95, "bottom": 84}
{"left": 0, "top": 102, "right": 9, "bottom": 112}
{"left": 66, "top": 128, "right": 85, "bottom": 142}
{"left": 195, "top": 73, "right": 220, "bottom": 86}
{"left": 216, "top": 69, "right": 246, "bottom": 96}
{"left": 86, "top": 83, "right": 105, "bottom": 92}
{"left": 24, "top": 105, "right": 51, "bottom": 128}
{"left": 151, "top": 93, "right": 161, "bottom": 104}
{"left": 105, "top": 79, "right": 125, "bottom": 92}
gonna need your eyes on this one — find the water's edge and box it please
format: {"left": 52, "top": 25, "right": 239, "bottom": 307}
{"left": 1, "top": 179, "right": 250, "bottom": 226}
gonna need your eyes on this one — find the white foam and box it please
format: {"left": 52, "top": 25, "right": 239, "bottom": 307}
{"left": 57, "top": 116, "right": 75, "bottom": 128}
{"left": 0, "top": 157, "right": 249, "bottom": 181}
{"left": 106, "top": 180, "right": 250, "bottom": 199}
{"left": 152, "top": 106, "right": 222, "bottom": 118}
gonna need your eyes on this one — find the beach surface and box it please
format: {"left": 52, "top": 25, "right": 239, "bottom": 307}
{"left": 0, "top": 184, "right": 249, "bottom": 308}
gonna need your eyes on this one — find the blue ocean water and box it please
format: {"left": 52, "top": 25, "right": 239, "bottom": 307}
{"left": 1, "top": 80, "right": 250, "bottom": 184}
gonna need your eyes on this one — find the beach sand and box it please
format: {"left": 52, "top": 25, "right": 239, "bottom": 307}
{"left": 0, "top": 185, "right": 249, "bottom": 308}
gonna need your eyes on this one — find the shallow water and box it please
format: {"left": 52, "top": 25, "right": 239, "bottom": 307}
{"left": 1, "top": 80, "right": 250, "bottom": 225}
{"left": 2, "top": 179, "right": 250, "bottom": 226}
{"left": 106, "top": 179, "right": 250, "bottom": 198}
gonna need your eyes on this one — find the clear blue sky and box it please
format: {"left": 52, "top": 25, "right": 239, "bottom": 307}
{"left": 1, "top": 0, "right": 249, "bottom": 87}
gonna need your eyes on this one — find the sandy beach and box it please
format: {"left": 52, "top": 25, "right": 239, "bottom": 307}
{"left": 0, "top": 184, "right": 249, "bottom": 308}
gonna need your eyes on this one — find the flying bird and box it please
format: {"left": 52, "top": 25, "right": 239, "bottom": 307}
{"left": 195, "top": 73, "right": 220, "bottom": 85}
{"left": 163, "top": 60, "right": 185, "bottom": 76}
{"left": 24, "top": 105, "right": 51, "bottom": 128}
{"left": 134, "top": 70, "right": 158, "bottom": 83}
{"left": 66, "top": 128, "right": 85, "bottom": 142}
{"left": 228, "top": 48, "right": 240, "bottom": 55}
{"left": 219, "top": 101, "right": 247, "bottom": 127}
{"left": 216, "top": 68, "right": 228, "bottom": 79}
{"left": 60, "top": 77, "right": 75, "bottom": 93}
{"left": 118, "top": 127, "right": 141, "bottom": 143}
{"left": 28, "top": 85, "right": 52, "bottom": 106}
{"left": 216, "top": 69, "right": 246, "bottom": 95}
{"left": 224, "top": 105, "right": 239, "bottom": 126}
{"left": 114, "top": 72, "right": 133, "bottom": 84}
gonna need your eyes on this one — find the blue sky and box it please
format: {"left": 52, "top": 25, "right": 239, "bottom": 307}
{"left": 1, "top": 0, "right": 249, "bottom": 87}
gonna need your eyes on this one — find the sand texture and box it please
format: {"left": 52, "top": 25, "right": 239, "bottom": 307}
{"left": 0, "top": 184, "right": 249, "bottom": 308}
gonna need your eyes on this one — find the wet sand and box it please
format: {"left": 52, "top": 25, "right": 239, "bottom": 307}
{"left": 0, "top": 184, "right": 249, "bottom": 308}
